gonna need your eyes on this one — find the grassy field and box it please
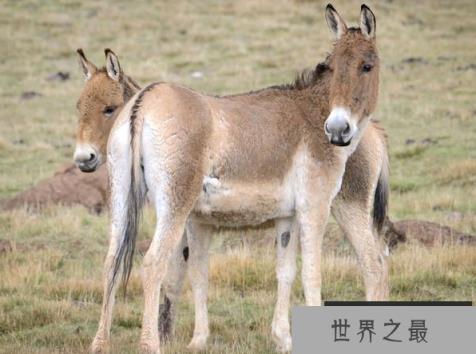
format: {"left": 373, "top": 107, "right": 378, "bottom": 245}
{"left": 1, "top": 0, "right": 475, "bottom": 353}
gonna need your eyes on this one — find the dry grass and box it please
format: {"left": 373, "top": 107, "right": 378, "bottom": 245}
{"left": 0, "top": 0, "right": 475, "bottom": 353}
{"left": 0, "top": 230, "right": 474, "bottom": 353}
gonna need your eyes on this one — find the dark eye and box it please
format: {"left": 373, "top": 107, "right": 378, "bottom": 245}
{"left": 362, "top": 64, "right": 373, "bottom": 73}
{"left": 103, "top": 106, "right": 116, "bottom": 117}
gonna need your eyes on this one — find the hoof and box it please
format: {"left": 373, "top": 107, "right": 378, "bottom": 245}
{"left": 274, "top": 337, "right": 292, "bottom": 353}
{"left": 187, "top": 335, "right": 208, "bottom": 352}
{"left": 272, "top": 327, "right": 292, "bottom": 353}
{"left": 91, "top": 337, "right": 110, "bottom": 354}
{"left": 139, "top": 341, "right": 160, "bottom": 354}
{"left": 276, "top": 342, "right": 292, "bottom": 353}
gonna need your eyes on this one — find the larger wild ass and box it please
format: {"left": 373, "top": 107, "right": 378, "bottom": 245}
{"left": 74, "top": 5, "right": 389, "bottom": 353}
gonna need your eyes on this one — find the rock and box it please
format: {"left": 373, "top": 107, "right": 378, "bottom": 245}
{"left": 402, "top": 57, "right": 428, "bottom": 65}
{"left": 421, "top": 137, "right": 438, "bottom": 145}
{"left": 13, "top": 138, "right": 25, "bottom": 145}
{"left": 190, "top": 71, "right": 204, "bottom": 79}
{"left": 47, "top": 71, "right": 70, "bottom": 82}
{"left": 20, "top": 91, "right": 42, "bottom": 100}
{"left": 456, "top": 63, "right": 476, "bottom": 71}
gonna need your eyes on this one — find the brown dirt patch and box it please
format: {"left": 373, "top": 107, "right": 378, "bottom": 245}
{"left": 0, "top": 163, "right": 108, "bottom": 214}
{"left": 384, "top": 218, "right": 476, "bottom": 248}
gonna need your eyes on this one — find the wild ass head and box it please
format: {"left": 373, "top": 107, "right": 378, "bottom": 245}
{"left": 324, "top": 4, "right": 378, "bottom": 146}
{"left": 73, "top": 49, "right": 140, "bottom": 172}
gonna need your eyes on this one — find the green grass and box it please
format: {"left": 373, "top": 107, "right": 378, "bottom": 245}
{"left": 1, "top": 0, "right": 475, "bottom": 353}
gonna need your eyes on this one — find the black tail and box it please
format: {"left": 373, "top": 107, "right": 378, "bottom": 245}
{"left": 373, "top": 166, "right": 389, "bottom": 233}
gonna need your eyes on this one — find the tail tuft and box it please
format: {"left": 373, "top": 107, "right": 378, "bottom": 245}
{"left": 373, "top": 164, "right": 389, "bottom": 233}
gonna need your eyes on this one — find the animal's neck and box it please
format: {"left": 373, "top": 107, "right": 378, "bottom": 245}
{"left": 282, "top": 70, "right": 333, "bottom": 130}
{"left": 226, "top": 66, "right": 333, "bottom": 133}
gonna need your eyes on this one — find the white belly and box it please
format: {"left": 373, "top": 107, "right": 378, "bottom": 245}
{"left": 193, "top": 176, "right": 295, "bottom": 227}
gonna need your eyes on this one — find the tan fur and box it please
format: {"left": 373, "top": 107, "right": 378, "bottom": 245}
{"left": 75, "top": 6, "right": 389, "bottom": 353}
{"left": 74, "top": 63, "right": 386, "bottom": 228}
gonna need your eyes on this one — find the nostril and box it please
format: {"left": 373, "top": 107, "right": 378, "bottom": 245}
{"left": 88, "top": 153, "right": 96, "bottom": 162}
{"left": 324, "top": 122, "right": 330, "bottom": 134}
{"left": 343, "top": 122, "right": 350, "bottom": 135}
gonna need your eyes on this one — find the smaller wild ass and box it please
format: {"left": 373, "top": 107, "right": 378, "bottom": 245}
{"left": 74, "top": 5, "right": 389, "bottom": 353}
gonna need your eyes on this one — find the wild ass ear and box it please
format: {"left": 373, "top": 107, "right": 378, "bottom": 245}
{"left": 325, "top": 4, "right": 347, "bottom": 39}
{"left": 104, "top": 48, "right": 122, "bottom": 82}
{"left": 77, "top": 48, "right": 97, "bottom": 80}
{"left": 360, "top": 4, "right": 376, "bottom": 39}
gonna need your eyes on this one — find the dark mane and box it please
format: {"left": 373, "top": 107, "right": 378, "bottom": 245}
{"left": 273, "top": 59, "right": 331, "bottom": 91}
{"left": 224, "top": 57, "right": 331, "bottom": 98}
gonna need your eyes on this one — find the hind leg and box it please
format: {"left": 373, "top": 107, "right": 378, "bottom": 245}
{"left": 159, "top": 231, "right": 188, "bottom": 341}
{"left": 186, "top": 218, "right": 212, "bottom": 351}
{"left": 140, "top": 209, "right": 190, "bottom": 353}
{"left": 139, "top": 175, "right": 200, "bottom": 353}
{"left": 138, "top": 122, "right": 209, "bottom": 352}
{"left": 139, "top": 133, "right": 204, "bottom": 353}
{"left": 332, "top": 199, "right": 389, "bottom": 300}
{"left": 271, "top": 218, "right": 299, "bottom": 353}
